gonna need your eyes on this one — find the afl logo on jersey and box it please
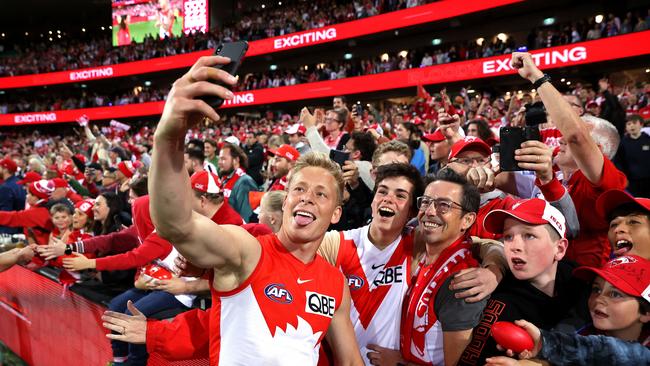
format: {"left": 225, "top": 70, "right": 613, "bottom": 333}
{"left": 346, "top": 275, "right": 364, "bottom": 290}
{"left": 264, "top": 284, "right": 294, "bottom": 304}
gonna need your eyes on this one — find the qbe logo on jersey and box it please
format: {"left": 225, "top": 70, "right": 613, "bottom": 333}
{"left": 305, "top": 291, "right": 336, "bottom": 318}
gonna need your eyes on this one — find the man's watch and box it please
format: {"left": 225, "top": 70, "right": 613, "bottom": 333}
{"left": 532, "top": 73, "right": 551, "bottom": 89}
{"left": 64, "top": 244, "right": 73, "bottom": 255}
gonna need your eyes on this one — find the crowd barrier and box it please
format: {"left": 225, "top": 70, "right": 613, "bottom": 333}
{"left": 0, "top": 265, "right": 208, "bottom": 366}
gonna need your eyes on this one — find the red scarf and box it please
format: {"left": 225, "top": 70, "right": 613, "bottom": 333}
{"left": 269, "top": 176, "right": 288, "bottom": 191}
{"left": 221, "top": 168, "right": 246, "bottom": 199}
{"left": 400, "top": 235, "right": 478, "bottom": 364}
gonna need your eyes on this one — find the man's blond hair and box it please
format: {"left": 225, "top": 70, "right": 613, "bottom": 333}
{"left": 288, "top": 152, "right": 344, "bottom": 204}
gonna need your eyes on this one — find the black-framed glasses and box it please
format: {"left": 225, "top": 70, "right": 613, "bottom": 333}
{"left": 325, "top": 117, "right": 340, "bottom": 123}
{"left": 416, "top": 196, "right": 465, "bottom": 214}
{"left": 449, "top": 156, "right": 491, "bottom": 166}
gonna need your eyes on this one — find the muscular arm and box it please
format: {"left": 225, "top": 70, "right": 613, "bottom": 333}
{"left": 325, "top": 284, "right": 364, "bottom": 366}
{"left": 150, "top": 55, "right": 259, "bottom": 270}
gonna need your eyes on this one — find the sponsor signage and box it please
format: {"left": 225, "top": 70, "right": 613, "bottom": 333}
{"left": 1, "top": 31, "right": 648, "bottom": 126}
{"left": 0, "top": 0, "right": 520, "bottom": 89}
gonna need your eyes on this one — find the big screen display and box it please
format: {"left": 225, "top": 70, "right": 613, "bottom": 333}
{"left": 111, "top": 0, "right": 208, "bottom": 46}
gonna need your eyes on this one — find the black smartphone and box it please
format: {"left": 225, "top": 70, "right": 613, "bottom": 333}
{"left": 199, "top": 41, "right": 249, "bottom": 110}
{"left": 355, "top": 103, "right": 363, "bottom": 116}
{"left": 500, "top": 126, "right": 541, "bottom": 171}
{"left": 329, "top": 149, "right": 350, "bottom": 167}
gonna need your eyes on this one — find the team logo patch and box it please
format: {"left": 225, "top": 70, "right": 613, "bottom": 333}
{"left": 264, "top": 284, "right": 293, "bottom": 304}
{"left": 346, "top": 275, "right": 364, "bottom": 290}
{"left": 305, "top": 291, "right": 335, "bottom": 318}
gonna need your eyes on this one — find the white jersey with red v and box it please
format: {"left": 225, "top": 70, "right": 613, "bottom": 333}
{"left": 335, "top": 225, "right": 413, "bottom": 364}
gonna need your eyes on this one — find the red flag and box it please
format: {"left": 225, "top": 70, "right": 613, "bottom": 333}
{"left": 417, "top": 84, "right": 431, "bottom": 100}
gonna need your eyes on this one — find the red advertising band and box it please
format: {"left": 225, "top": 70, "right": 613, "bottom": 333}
{"left": 1, "top": 30, "right": 648, "bottom": 126}
{"left": 0, "top": 0, "right": 521, "bottom": 89}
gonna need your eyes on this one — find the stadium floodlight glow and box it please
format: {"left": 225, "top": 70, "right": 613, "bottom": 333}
{"left": 49, "top": 37, "right": 52, "bottom": 41}
{"left": 646, "top": 69, "right": 649, "bottom": 73}
{"left": 101, "top": 26, "right": 105, "bottom": 30}
{"left": 431, "top": 38, "right": 442, "bottom": 46}
{"left": 380, "top": 53, "right": 389, "bottom": 62}
{"left": 1, "top": 33, "right": 4, "bottom": 37}
{"left": 560, "top": 78, "right": 565, "bottom": 82}
{"left": 57, "top": 30, "right": 61, "bottom": 34}
{"left": 25, "top": 32, "right": 28, "bottom": 36}
{"left": 467, "top": 89, "right": 476, "bottom": 93}
{"left": 398, "top": 50, "right": 408, "bottom": 58}
{"left": 109, "top": 26, "right": 112, "bottom": 30}
{"left": 543, "top": 17, "right": 555, "bottom": 26}
{"left": 344, "top": 53, "right": 353, "bottom": 60}
{"left": 566, "top": 81, "right": 571, "bottom": 85}
{"left": 0, "top": 91, "right": 4, "bottom": 95}
{"left": 261, "top": 4, "right": 265, "bottom": 9}
{"left": 57, "top": 35, "right": 61, "bottom": 39}
{"left": 81, "top": 84, "right": 87, "bottom": 88}
{"left": 476, "top": 37, "right": 484, "bottom": 46}
{"left": 81, "top": 28, "right": 86, "bottom": 32}
{"left": 496, "top": 33, "right": 507, "bottom": 42}
{"left": 278, "top": 1, "right": 282, "bottom": 5}
{"left": 595, "top": 14, "right": 604, "bottom": 24}
{"left": 270, "top": 64, "right": 277, "bottom": 70}
{"left": 144, "top": 81, "right": 152, "bottom": 86}
{"left": 49, "top": 30, "right": 52, "bottom": 34}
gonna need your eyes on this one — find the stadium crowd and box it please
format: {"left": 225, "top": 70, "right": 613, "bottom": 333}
{"left": 1, "top": 3, "right": 648, "bottom": 77}
{"left": 1, "top": 46, "right": 650, "bottom": 365}
{"left": 1, "top": 6, "right": 648, "bottom": 115}
{"left": 0, "top": 0, "right": 436, "bottom": 77}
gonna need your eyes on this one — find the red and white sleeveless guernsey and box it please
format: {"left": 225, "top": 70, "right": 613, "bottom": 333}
{"left": 209, "top": 234, "right": 345, "bottom": 365}
{"left": 336, "top": 225, "right": 413, "bottom": 365}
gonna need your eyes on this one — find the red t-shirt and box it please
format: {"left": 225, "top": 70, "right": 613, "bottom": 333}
{"left": 564, "top": 156, "right": 627, "bottom": 267}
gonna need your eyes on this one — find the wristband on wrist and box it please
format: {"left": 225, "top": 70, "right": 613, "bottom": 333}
{"left": 532, "top": 74, "right": 551, "bottom": 89}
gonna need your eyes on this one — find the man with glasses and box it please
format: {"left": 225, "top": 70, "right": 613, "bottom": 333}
{"left": 445, "top": 137, "right": 518, "bottom": 240}
{"left": 400, "top": 169, "right": 486, "bottom": 366}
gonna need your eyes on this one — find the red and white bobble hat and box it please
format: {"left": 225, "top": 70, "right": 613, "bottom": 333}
{"left": 75, "top": 198, "right": 95, "bottom": 220}
{"left": 190, "top": 171, "right": 222, "bottom": 194}
{"left": 28, "top": 179, "right": 56, "bottom": 200}
{"left": 117, "top": 161, "right": 136, "bottom": 178}
{"left": 483, "top": 198, "right": 566, "bottom": 238}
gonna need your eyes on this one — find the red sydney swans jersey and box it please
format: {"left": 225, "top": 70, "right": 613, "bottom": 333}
{"left": 209, "top": 234, "right": 345, "bottom": 365}
{"left": 335, "top": 225, "right": 413, "bottom": 365}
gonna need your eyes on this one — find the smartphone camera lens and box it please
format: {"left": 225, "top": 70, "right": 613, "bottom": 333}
{"left": 216, "top": 45, "right": 223, "bottom": 52}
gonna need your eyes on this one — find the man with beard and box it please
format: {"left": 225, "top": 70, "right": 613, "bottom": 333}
{"left": 268, "top": 144, "right": 300, "bottom": 191}
{"left": 242, "top": 131, "right": 265, "bottom": 186}
{"left": 143, "top": 55, "right": 363, "bottom": 366}
{"left": 217, "top": 142, "right": 259, "bottom": 222}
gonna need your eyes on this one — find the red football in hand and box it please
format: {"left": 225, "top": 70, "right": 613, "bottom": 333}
{"left": 491, "top": 321, "right": 534, "bottom": 353}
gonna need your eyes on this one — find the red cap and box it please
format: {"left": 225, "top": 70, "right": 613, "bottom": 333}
{"left": 0, "top": 158, "right": 17, "bottom": 173}
{"left": 190, "top": 171, "right": 222, "bottom": 194}
{"left": 285, "top": 124, "right": 306, "bottom": 135}
{"left": 75, "top": 198, "right": 95, "bottom": 219}
{"left": 448, "top": 136, "right": 492, "bottom": 160}
{"left": 573, "top": 255, "right": 650, "bottom": 304}
{"left": 422, "top": 130, "right": 445, "bottom": 143}
{"left": 17, "top": 171, "right": 42, "bottom": 185}
{"left": 51, "top": 177, "right": 69, "bottom": 188}
{"left": 596, "top": 189, "right": 650, "bottom": 220}
{"left": 484, "top": 198, "right": 566, "bottom": 238}
{"left": 117, "top": 161, "right": 136, "bottom": 178}
{"left": 638, "top": 106, "right": 650, "bottom": 120}
{"left": 269, "top": 144, "right": 300, "bottom": 162}
{"left": 28, "top": 180, "right": 55, "bottom": 200}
